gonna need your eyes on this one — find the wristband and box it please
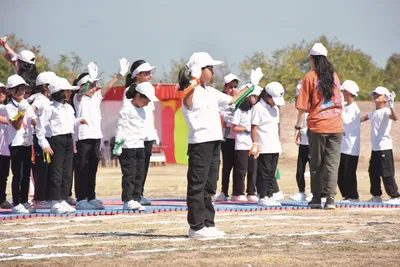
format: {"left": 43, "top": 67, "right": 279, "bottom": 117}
{"left": 294, "top": 125, "right": 301, "bottom": 130}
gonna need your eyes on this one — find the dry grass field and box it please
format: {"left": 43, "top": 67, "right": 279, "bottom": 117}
{"left": 1, "top": 160, "right": 400, "bottom": 266}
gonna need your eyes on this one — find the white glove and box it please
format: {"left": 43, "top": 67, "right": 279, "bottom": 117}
{"left": 18, "top": 102, "right": 29, "bottom": 112}
{"left": 119, "top": 58, "right": 130, "bottom": 76}
{"left": 250, "top": 67, "right": 263, "bottom": 86}
{"left": 388, "top": 91, "right": 396, "bottom": 108}
{"left": 189, "top": 62, "right": 201, "bottom": 81}
{"left": 87, "top": 62, "right": 98, "bottom": 82}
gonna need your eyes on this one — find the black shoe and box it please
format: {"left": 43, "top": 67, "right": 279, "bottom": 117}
{"left": 308, "top": 198, "right": 322, "bottom": 209}
{"left": 324, "top": 197, "right": 336, "bottom": 210}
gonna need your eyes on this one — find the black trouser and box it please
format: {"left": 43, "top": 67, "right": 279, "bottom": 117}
{"left": 33, "top": 135, "right": 50, "bottom": 201}
{"left": 257, "top": 153, "right": 279, "bottom": 198}
{"left": 247, "top": 155, "right": 257, "bottom": 196}
{"left": 141, "top": 140, "right": 154, "bottom": 196}
{"left": 369, "top": 150, "right": 400, "bottom": 198}
{"left": 338, "top": 153, "right": 359, "bottom": 199}
{"left": 296, "top": 144, "right": 310, "bottom": 192}
{"left": 76, "top": 139, "right": 100, "bottom": 201}
{"left": 0, "top": 155, "right": 11, "bottom": 203}
{"left": 119, "top": 148, "right": 145, "bottom": 202}
{"left": 220, "top": 138, "right": 235, "bottom": 196}
{"left": 9, "top": 145, "right": 32, "bottom": 206}
{"left": 187, "top": 141, "right": 220, "bottom": 231}
{"left": 48, "top": 134, "right": 74, "bottom": 201}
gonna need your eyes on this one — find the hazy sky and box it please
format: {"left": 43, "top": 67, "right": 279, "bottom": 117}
{"left": 2, "top": 0, "right": 399, "bottom": 81}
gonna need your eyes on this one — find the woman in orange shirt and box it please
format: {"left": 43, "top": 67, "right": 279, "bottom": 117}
{"left": 295, "top": 43, "right": 342, "bottom": 210}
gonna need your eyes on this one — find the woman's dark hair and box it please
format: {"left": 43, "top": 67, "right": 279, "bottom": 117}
{"left": 311, "top": 55, "right": 335, "bottom": 100}
{"left": 18, "top": 60, "right": 38, "bottom": 96}
{"left": 238, "top": 96, "right": 253, "bottom": 111}
{"left": 33, "top": 84, "right": 47, "bottom": 94}
{"left": 125, "top": 83, "right": 147, "bottom": 100}
{"left": 72, "top": 72, "right": 89, "bottom": 86}
{"left": 178, "top": 66, "right": 191, "bottom": 91}
{"left": 51, "top": 90, "right": 66, "bottom": 103}
{"left": 0, "top": 87, "right": 8, "bottom": 105}
{"left": 125, "top": 60, "right": 146, "bottom": 88}
{"left": 256, "top": 89, "right": 267, "bottom": 103}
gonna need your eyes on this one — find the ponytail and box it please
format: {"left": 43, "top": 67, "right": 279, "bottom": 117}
{"left": 125, "top": 83, "right": 138, "bottom": 99}
{"left": 311, "top": 55, "right": 335, "bottom": 100}
{"left": 126, "top": 59, "right": 146, "bottom": 88}
{"left": 178, "top": 66, "right": 191, "bottom": 91}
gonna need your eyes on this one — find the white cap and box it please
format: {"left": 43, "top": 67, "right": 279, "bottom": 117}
{"left": 264, "top": 82, "right": 285, "bottom": 106}
{"left": 11, "top": 50, "right": 36, "bottom": 64}
{"left": 132, "top": 62, "right": 156, "bottom": 78}
{"left": 136, "top": 82, "right": 159, "bottom": 102}
{"left": 369, "top": 86, "right": 390, "bottom": 97}
{"left": 250, "top": 85, "right": 262, "bottom": 96}
{"left": 0, "top": 82, "right": 5, "bottom": 88}
{"left": 223, "top": 73, "right": 240, "bottom": 84}
{"left": 36, "top": 72, "right": 57, "bottom": 86}
{"left": 6, "top": 74, "right": 28, "bottom": 89}
{"left": 49, "top": 77, "right": 79, "bottom": 94}
{"left": 186, "top": 52, "right": 223, "bottom": 69}
{"left": 309, "top": 43, "right": 328, "bottom": 57}
{"left": 76, "top": 74, "right": 100, "bottom": 87}
{"left": 295, "top": 80, "right": 302, "bottom": 96}
{"left": 340, "top": 80, "right": 359, "bottom": 97}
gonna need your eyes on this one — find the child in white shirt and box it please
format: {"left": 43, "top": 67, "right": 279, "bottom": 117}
{"left": 250, "top": 82, "right": 285, "bottom": 206}
{"left": 231, "top": 96, "right": 257, "bottom": 202}
{"left": 115, "top": 82, "right": 158, "bottom": 211}
{"left": 338, "top": 80, "right": 361, "bottom": 202}
{"left": 73, "top": 59, "right": 129, "bottom": 210}
{"left": 361, "top": 86, "right": 400, "bottom": 204}
{"left": 0, "top": 83, "right": 12, "bottom": 209}
{"left": 178, "top": 52, "right": 262, "bottom": 238}
{"left": 4, "top": 75, "right": 37, "bottom": 214}
{"left": 216, "top": 73, "right": 240, "bottom": 202}
{"left": 36, "top": 77, "right": 86, "bottom": 214}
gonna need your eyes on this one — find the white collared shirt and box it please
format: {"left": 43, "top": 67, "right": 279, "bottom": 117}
{"left": 31, "top": 93, "right": 50, "bottom": 117}
{"left": 368, "top": 107, "right": 393, "bottom": 151}
{"left": 73, "top": 90, "right": 103, "bottom": 140}
{"left": 36, "top": 101, "right": 77, "bottom": 149}
{"left": 341, "top": 102, "right": 360, "bottom": 156}
{"left": 251, "top": 99, "right": 281, "bottom": 154}
{"left": 0, "top": 104, "right": 10, "bottom": 156}
{"left": 123, "top": 87, "right": 158, "bottom": 141}
{"left": 115, "top": 101, "right": 146, "bottom": 149}
{"left": 5, "top": 98, "right": 36, "bottom": 147}
{"left": 232, "top": 108, "right": 252, "bottom": 150}
{"left": 221, "top": 107, "right": 236, "bottom": 140}
{"left": 182, "top": 85, "right": 232, "bottom": 144}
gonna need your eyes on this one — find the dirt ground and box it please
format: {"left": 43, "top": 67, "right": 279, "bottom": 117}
{"left": 1, "top": 161, "right": 400, "bottom": 266}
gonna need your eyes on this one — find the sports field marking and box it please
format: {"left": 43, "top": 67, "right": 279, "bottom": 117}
{"left": 278, "top": 229, "right": 356, "bottom": 236}
{"left": 0, "top": 252, "right": 103, "bottom": 262}
{"left": 8, "top": 241, "right": 113, "bottom": 250}
{"left": 3, "top": 223, "right": 99, "bottom": 233}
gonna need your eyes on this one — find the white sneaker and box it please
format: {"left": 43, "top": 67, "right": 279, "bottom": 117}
{"left": 33, "top": 200, "right": 52, "bottom": 209}
{"left": 22, "top": 202, "right": 36, "bottom": 213}
{"left": 0, "top": 200, "right": 12, "bottom": 209}
{"left": 206, "top": 227, "right": 226, "bottom": 237}
{"left": 140, "top": 196, "right": 152, "bottom": 206}
{"left": 50, "top": 203, "right": 68, "bottom": 214}
{"left": 123, "top": 200, "right": 146, "bottom": 211}
{"left": 385, "top": 197, "right": 400, "bottom": 204}
{"left": 67, "top": 197, "right": 77, "bottom": 206}
{"left": 231, "top": 195, "right": 247, "bottom": 202}
{"left": 341, "top": 198, "right": 360, "bottom": 203}
{"left": 89, "top": 199, "right": 105, "bottom": 210}
{"left": 273, "top": 191, "right": 284, "bottom": 200}
{"left": 257, "top": 197, "right": 281, "bottom": 206}
{"left": 215, "top": 193, "right": 228, "bottom": 202}
{"left": 60, "top": 201, "right": 76, "bottom": 213}
{"left": 12, "top": 204, "right": 29, "bottom": 214}
{"left": 76, "top": 200, "right": 96, "bottom": 210}
{"left": 289, "top": 192, "right": 307, "bottom": 201}
{"left": 247, "top": 195, "right": 259, "bottom": 202}
{"left": 306, "top": 193, "right": 313, "bottom": 202}
{"left": 188, "top": 227, "right": 218, "bottom": 239}
{"left": 367, "top": 196, "right": 383, "bottom": 203}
